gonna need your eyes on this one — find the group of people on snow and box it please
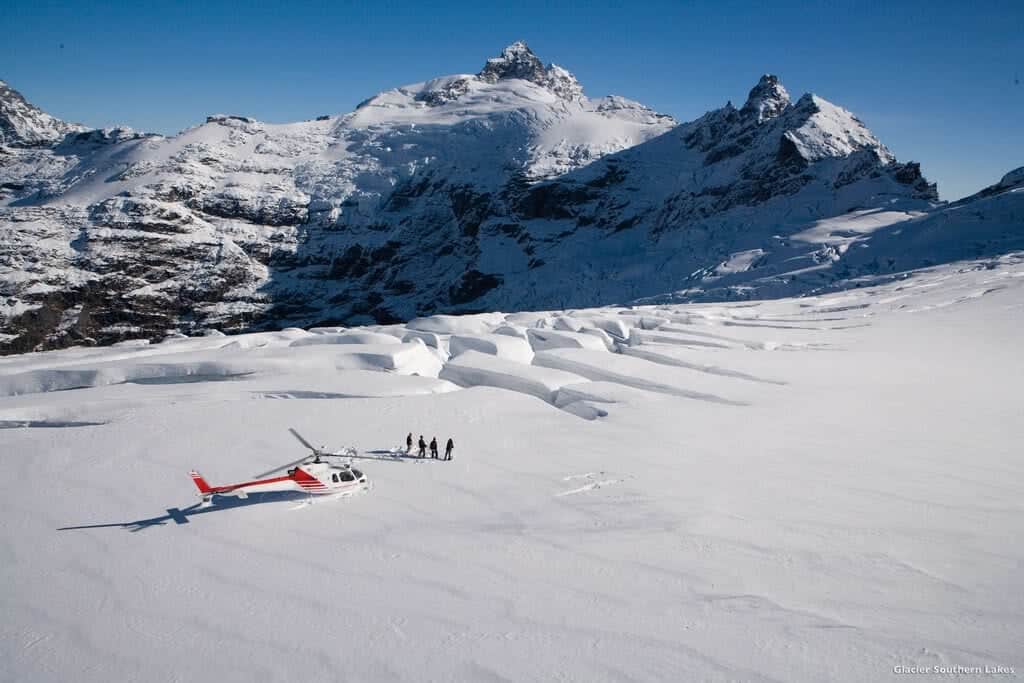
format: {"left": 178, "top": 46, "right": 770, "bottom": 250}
{"left": 406, "top": 433, "right": 454, "bottom": 460}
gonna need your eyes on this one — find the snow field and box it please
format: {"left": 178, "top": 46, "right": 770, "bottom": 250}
{"left": 1, "top": 255, "right": 1023, "bottom": 682}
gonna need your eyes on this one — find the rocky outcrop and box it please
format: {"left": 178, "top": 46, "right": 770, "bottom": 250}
{"left": 478, "top": 41, "right": 548, "bottom": 85}
{"left": 477, "top": 41, "right": 584, "bottom": 101}
{"left": 740, "top": 74, "right": 790, "bottom": 123}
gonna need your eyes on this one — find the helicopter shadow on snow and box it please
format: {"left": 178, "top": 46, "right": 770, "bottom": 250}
{"left": 55, "top": 491, "right": 321, "bottom": 533}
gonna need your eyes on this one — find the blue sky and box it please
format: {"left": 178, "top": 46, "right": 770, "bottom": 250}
{"left": 2, "top": 0, "right": 1021, "bottom": 200}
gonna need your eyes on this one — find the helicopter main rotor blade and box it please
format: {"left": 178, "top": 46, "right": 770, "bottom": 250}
{"left": 288, "top": 427, "right": 319, "bottom": 454}
{"left": 252, "top": 454, "right": 310, "bottom": 479}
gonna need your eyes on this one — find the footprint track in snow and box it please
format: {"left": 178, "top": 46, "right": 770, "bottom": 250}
{"left": 557, "top": 472, "right": 622, "bottom": 496}
{"left": 562, "top": 472, "right": 599, "bottom": 481}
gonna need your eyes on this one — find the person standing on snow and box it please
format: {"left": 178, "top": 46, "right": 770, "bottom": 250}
{"left": 430, "top": 437, "right": 439, "bottom": 459}
{"left": 406, "top": 432, "right": 413, "bottom": 454}
{"left": 418, "top": 435, "right": 427, "bottom": 459}
{"left": 445, "top": 437, "right": 454, "bottom": 461}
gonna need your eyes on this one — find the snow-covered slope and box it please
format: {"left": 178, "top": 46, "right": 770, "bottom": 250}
{"left": 0, "top": 44, "right": 1018, "bottom": 354}
{"left": 643, "top": 165, "right": 1024, "bottom": 304}
{"left": 1, "top": 256, "right": 1022, "bottom": 681}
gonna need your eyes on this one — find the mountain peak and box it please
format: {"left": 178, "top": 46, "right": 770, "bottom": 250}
{"left": 1, "top": 79, "right": 84, "bottom": 147}
{"left": 477, "top": 42, "right": 583, "bottom": 100}
{"left": 479, "top": 42, "right": 546, "bottom": 84}
{"left": 741, "top": 74, "right": 790, "bottom": 123}
{"left": 499, "top": 40, "right": 533, "bottom": 58}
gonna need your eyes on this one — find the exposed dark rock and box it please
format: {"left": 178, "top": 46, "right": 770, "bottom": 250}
{"left": 516, "top": 182, "right": 595, "bottom": 220}
{"left": 477, "top": 42, "right": 547, "bottom": 85}
{"left": 416, "top": 78, "right": 472, "bottom": 106}
{"left": 740, "top": 74, "right": 791, "bottom": 122}
{"left": 449, "top": 270, "right": 503, "bottom": 304}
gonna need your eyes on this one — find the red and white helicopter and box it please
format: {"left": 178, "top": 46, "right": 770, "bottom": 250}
{"left": 189, "top": 428, "right": 368, "bottom": 506}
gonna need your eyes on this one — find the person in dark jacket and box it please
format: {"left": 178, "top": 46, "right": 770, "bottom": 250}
{"left": 418, "top": 435, "right": 427, "bottom": 458}
{"left": 429, "top": 437, "right": 439, "bottom": 459}
{"left": 406, "top": 432, "right": 413, "bottom": 454}
{"left": 444, "top": 437, "right": 454, "bottom": 461}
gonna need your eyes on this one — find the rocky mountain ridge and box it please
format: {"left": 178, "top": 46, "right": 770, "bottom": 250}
{"left": 1, "top": 43, "right": 1019, "bottom": 353}
{"left": 0, "top": 80, "right": 86, "bottom": 148}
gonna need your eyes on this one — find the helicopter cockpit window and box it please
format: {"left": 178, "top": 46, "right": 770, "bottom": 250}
{"left": 332, "top": 473, "right": 339, "bottom": 483}
{"left": 351, "top": 469, "right": 363, "bottom": 479}
{"left": 339, "top": 470, "right": 355, "bottom": 482}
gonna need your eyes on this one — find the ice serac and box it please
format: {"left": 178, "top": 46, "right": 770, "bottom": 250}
{"left": 1, "top": 59, "right": 1015, "bottom": 354}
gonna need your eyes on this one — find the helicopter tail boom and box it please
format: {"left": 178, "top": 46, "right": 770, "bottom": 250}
{"left": 189, "top": 470, "right": 213, "bottom": 494}
{"left": 189, "top": 469, "right": 308, "bottom": 497}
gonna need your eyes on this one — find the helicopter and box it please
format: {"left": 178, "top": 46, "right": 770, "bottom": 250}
{"left": 189, "top": 428, "right": 368, "bottom": 506}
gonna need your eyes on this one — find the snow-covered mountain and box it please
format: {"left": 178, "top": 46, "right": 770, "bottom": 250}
{"left": 0, "top": 43, "right": 1019, "bottom": 353}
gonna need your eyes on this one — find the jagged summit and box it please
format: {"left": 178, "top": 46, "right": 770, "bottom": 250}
{"left": 0, "top": 79, "right": 84, "bottom": 147}
{"left": 376, "top": 42, "right": 587, "bottom": 109}
{"left": 478, "top": 41, "right": 546, "bottom": 84}
{"left": 741, "top": 74, "right": 790, "bottom": 123}
{"left": 477, "top": 42, "right": 583, "bottom": 101}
